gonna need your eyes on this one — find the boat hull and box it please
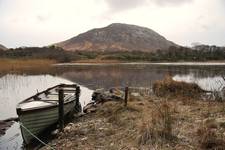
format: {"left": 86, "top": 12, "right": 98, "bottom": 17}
{"left": 19, "top": 100, "right": 75, "bottom": 144}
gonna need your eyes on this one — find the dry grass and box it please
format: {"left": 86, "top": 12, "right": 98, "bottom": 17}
{"left": 138, "top": 101, "right": 176, "bottom": 147}
{"left": 0, "top": 58, "right": 56, "bottom": 72}
{"left": 197, "top": 125, "right": 225, "bottom": 150}
{"left": 153, "top": 76, "right": 204, "bottom": 98}
{"left": 73, "top": 59, "right": 122, "bottom": 63}
{"left": 41, "top": 92, "right": 225, "bottom": 150}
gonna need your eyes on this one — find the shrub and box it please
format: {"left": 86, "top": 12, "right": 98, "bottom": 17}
{"left": 153, "top": 76, "right": 204, "bottom": 98}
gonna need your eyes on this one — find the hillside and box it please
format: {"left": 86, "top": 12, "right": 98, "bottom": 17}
{"left": 55, "top": 23, "right": 177, "bottom": 52}
{"left": 0, "top": 44, "right": 7, "bottom": 51}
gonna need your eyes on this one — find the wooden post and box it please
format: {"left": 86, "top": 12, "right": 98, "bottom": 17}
{"left": 58, "top": 88, "right": 64, "bottom": 132}
{"left": 124, "top": 87, "right": 129, "bottom": 107}
{"left": 75, "top": 86, "right": 80, "bottom": 106}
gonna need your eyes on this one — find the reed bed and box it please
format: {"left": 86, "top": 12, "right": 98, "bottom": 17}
{"left": 0, "top": 59, "right": 56, "bottom": 72}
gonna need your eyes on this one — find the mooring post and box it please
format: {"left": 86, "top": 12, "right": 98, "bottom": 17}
{"left": 58, "top": 88, "right": 64, "bottom": 132}
{"left": 124, "top": 86, "right": 129, "bottom": 107}
{"left": 75, "top": 86, "right": 80, "bottom": 106}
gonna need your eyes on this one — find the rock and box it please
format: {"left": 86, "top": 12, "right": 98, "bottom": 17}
{"left": 80, "top": 137, "right": 88, "bottom": 141}
{"left": 74, "top": 112, "right": 86, "bottom": 118}
{"left": 64, "top": 123, "right": 75, "bottom": 132}
{"left": 64, "top": 126, "right": 72, "bottom": 132}
{"left": 203, "top": 118, "right": 225, "bottom": 128}
{"left": 83, "top": 102, "right": 96, "bottom": 113}
{"left": 92, "top": 88, "right": 124, "bottom": 103}
{"left": 130, "top": 92, "right": 144, "bottom": 101}
{"left": 203, "top": 118, "right": 218, "bottom": 129}
{"left": 130, "top": 147, "right": 139, "bottom": 150}
{"left": 215, "top": 118, "right": 225, "bottom": 128}
{"left": 131, "top": 92, "right": 140, "bottom": 97}
{"left": 0, "top": 120, "right": 14, "bottom": 136}
{"left": 51, "top": 129, "right": 59, "bottom": 136}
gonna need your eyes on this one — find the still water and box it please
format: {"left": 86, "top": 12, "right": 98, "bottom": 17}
{"left": 0, "top": 63, "right": 225, "bottom": 149}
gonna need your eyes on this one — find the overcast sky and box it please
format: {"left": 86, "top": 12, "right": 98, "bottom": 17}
{"left": 0, "top": 0, "right": 224, "bottom": 48}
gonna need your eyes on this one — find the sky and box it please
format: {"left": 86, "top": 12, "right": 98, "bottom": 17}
{"left": 0, "top": 0, "right": 224, "bottom": 48}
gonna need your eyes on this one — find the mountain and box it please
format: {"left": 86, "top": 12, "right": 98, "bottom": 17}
{"left": 0, "top": 44, "right": 7, "bottom": 51}
{"left": 55, "top": 23, "right": 177, "bottom": 52}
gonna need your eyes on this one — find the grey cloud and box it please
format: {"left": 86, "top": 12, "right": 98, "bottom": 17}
{"left": 105, "top": 0, "right": 145, "bottom": 12}
{"left": 152, "top": 0, "right": 193, "bottom": 6}
{"left": 36, "top": 15, "right": 50, "bottom": 22}
{"left": 105, "top": 0, "right": 193, "bottom": 12}
{"left": 201, "top": 25, "right": 210, "bottom": 30}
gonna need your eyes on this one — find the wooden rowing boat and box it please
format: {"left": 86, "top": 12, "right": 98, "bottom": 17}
{"left": 16, "top": 84, "right": 80, "bottom": 144}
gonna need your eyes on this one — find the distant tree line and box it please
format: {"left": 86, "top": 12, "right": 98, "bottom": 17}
{"left": 102, "top": 45, "right": 225, "bottom": 61}
{"left": 0, "top": 46, "right": 97, "bottom": 62}
{"left": 0, "top": 45, "right": 225, "bottom": 62}
{"left": 152, "top": 45, "right": 225, "bottom": 61}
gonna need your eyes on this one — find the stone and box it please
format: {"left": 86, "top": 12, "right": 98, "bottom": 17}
{"left": 80, "top": 137, "right": 88, "bottom": 141}
{"left": 0, "top": 120, "right": 13, "bottom": 136}
{"left": 64, "top": 126, "right": 72, "bottom": 132}
{"left": 131, "top": 92, "right": 140, "bottom": 97}
{"left": 203, "top": 118, "right": 218, "bottom": 129}
{"left": 51, "top": 129, "right": 59, "bottom": 135}
{"left": 215, "top": 118, "right": 225, "bottom": 128}
{"left": 92, "top": 88, "right": 123, "bottom": 103}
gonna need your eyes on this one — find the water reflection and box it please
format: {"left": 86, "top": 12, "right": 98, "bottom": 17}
{"left": 0, "top": 74, "right": 93, "bottom": 150}
{"left": 0, "top": 123, "right": 22, "bottom": 150}
{"left": 56, "top": 65, "right": 225, "bottom": 90}
{"left": 173, "top": 74, "right": 225, "bottom": 91}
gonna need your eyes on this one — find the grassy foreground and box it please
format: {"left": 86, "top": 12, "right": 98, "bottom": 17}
{"left": 0, "top": 59, "right": 56, "bottom": 72}
{"left": 41, "top": 92, "right": 225, "bottom": 149}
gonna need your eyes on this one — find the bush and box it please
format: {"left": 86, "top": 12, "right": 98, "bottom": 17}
{"left": 153, "top": 76, "right": 204, "bottom": 98}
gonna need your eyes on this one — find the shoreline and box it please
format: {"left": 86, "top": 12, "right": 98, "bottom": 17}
{"left": 54, "top": 61, "right": 225, "bottom": 66}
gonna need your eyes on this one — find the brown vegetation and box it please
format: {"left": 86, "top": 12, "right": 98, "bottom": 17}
{"left": 153, "top": 76, "right": 204, "bottom": 98}
{"left": 197, "top": 123, "right": 225, "bottom": 149}
{"left": 41, "top": 88, "right": 225, "bottom": 149}
{"left": 72, "top": 58, "right": 121, "bottom": 63}
{"left": 0, "top": 59, "right": 56, "bottom": 73}
{"left": 138, "top": 100, "right": 176, "bottom": 147}
{"left": 38, "top": 78, "right": 225, "bottom": 149}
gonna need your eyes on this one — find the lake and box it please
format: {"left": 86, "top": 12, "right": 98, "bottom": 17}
{"left": 0, "top": 63, "right": 225, "bottom": 149}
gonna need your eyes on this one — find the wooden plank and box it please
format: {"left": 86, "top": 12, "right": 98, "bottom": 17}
{"left": 124, "top": 87, "right": 129, "bottom": 107}
{"left": 58, "top": 89, "right": 64, "bottom": 132}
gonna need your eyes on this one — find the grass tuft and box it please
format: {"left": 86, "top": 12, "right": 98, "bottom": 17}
{"left": 138, "top": 101, "right": 175, "bottom": 146}
{"left": 197, "top": 125, "right": 225, "bottom": 149}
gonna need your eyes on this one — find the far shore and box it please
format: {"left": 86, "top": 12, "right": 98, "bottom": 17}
{"left": 54, "top": 61, "right": 225, "bottom": 66}
{"left": 1, "top": 58, "right": 225, "bottom": 73}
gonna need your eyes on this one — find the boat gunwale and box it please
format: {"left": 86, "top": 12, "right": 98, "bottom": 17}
{"left": 17, "top": 97, "right": 75, "bottom": 115}
{"left": 16, "top": 84, "right": 78, "bottom": 115}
